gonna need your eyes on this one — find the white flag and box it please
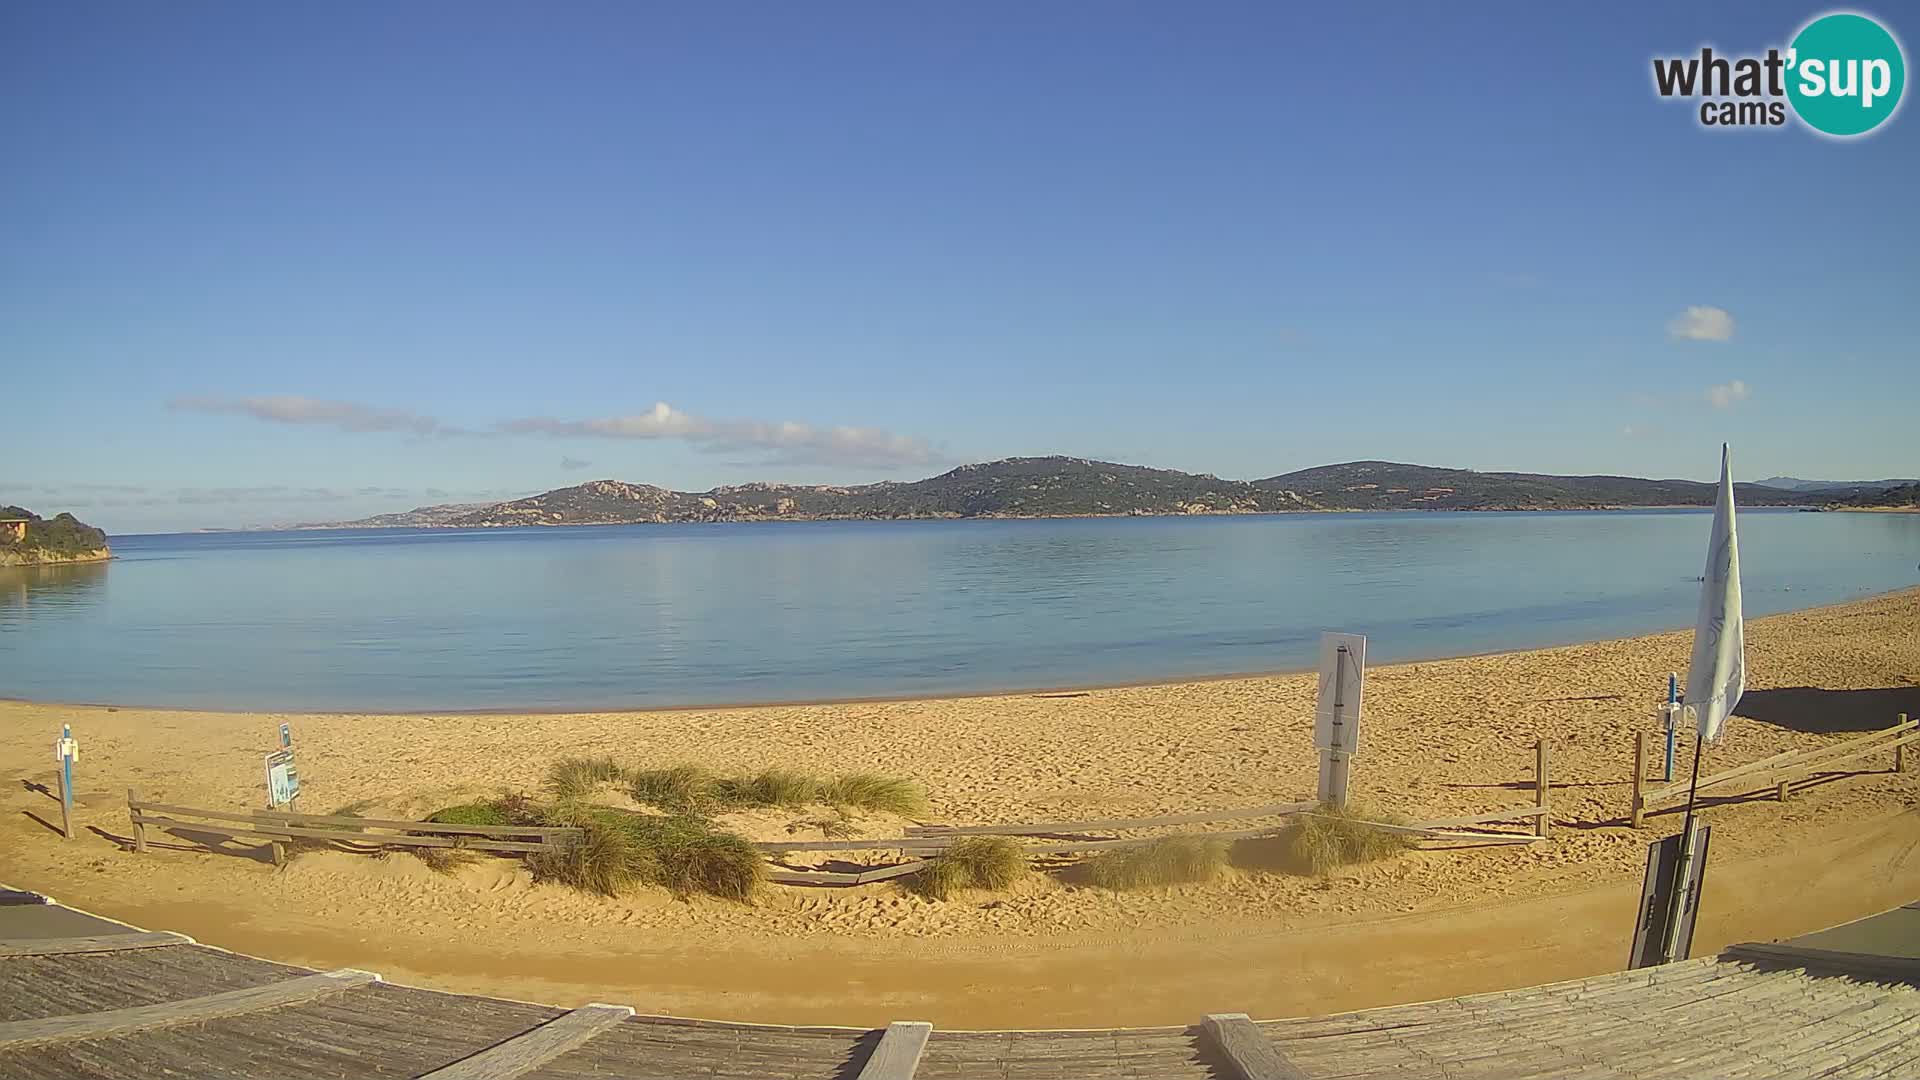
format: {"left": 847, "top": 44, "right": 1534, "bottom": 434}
{"left": 1684, "top": 444, "right": 1745, "bottom": 742}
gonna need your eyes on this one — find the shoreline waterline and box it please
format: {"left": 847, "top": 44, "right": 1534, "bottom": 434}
{"left": 7, "top": 584, "right": 1916, "bottom": 718}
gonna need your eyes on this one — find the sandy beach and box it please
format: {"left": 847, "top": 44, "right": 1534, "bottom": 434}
{"left": 3, "top": 588, "right": 1917, "bottom": 1027}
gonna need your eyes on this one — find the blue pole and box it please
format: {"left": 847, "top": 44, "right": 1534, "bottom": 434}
{"left": 60, "top": 723, "right": 75, "bottom": 839}
{"left": 1664, "top": 673, "right": 1678, "bottom": 783}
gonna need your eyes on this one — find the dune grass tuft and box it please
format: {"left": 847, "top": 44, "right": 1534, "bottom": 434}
{"left": 529, "top": 804, "right": 764, "bottom": 901}
{"left": 628, "top": 765, "right": 720, "bottom": 814}
{"left": 912, "top": 836, "right": 1028, "bottom": 900}
{"left": 547, "top": 757, "right": 627, "bottom": 801}
{"left": 1085, "top": 835, "right": 1231, "bottom": 890}
{"left": 823, "top": 773, "right": 928, "bottom": 816}
{"left": 1284, "top": 804, "right": 1415, "bottom": 876}
{"left": 626, "top": 763, "right": 925, "bottom": 816}
{"left": 529, "top": 806, "right": 646, "bottom": 896}
{"left": 713, "top": 768, "right": 825, "bottom": 809}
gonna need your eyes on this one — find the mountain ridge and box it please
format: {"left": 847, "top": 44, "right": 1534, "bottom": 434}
{"left": 287, "top": 457, "right": 1873, "bottom": 530}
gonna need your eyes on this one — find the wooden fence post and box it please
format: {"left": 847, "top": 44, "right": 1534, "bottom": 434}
{"left": 1777, "top": 778, "right": 1792, "bottom": 802}
{"left": 1900, "top": 714, "right": 1910, "bottom": 774}
{"left": 1535, "top": 738, "right": 1551, "bottom": 839}
{"left": 1631, "top": 731, "right": 1647, "bottom": 828}
{"left": 129, "top": 789, "right": 147, "bottom": 854}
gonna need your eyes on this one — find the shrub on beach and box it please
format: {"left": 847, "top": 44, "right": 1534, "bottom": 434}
{"left": 823, "top": 773, "right": 928, "bottom": 816}
{"left": 547, "top": 757, "right": 627, "bottom": 800}
{"left": 628, "top": 765, "right": 721, "bottom": 814}
{"left": 713, "top": 768, "right": 825, "bottom": 809}
{"left": 1084, "top": 835, "right": 1231, "bottom": 890}
{"left": 626, "top": 763, "right": 927, "bottom": 817}
{"left": 1283, "top": 804, "right": 1415, "bottom": 876}
{"left": 530, "top": 804, "right": 765, "bottom": 902}
{"left": 912, "top": 836, "right": 1028, "bottom": 900}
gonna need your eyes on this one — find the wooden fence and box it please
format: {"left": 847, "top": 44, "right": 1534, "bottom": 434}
{"left": 764, "top": 739, "right": 1555, "bottom": 883}
{"left": 129, "top": 739, "right": 1556, "bottom": 887}
{"left": 125, "top": 791, "right": 583, "bottom": 867}
{"left": 1630, "top": 714, "right": 1915, "bottom": 827}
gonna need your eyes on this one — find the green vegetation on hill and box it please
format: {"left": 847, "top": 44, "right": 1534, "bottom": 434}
{"left": 0, "top": 506, "right": 111, "bottom": 560}
{"left": 1251, "top": 461, "right": 1813, "bottom": 511}
{"left": 449, "top": 457, "right": 1312, "bottom": 527}
{"left": 311, "top": 455, "right": 1861, "bottom": 531}
{"left": 1828, "top": 482, "right": 1920, "bottom": 509}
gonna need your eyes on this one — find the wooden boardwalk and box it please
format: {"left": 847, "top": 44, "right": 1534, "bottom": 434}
{"left": 2, "top": 890, "right": 1918, "bottom": 1078}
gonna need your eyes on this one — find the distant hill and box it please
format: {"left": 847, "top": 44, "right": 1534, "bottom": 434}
{"left": 0, "top": 506, "right": 112, "bottom": 565}
{"left": 290, "top": 502, "right": 496, "bottom": 530}
{"left": 1250, "top": 461, "right": 1811, "bottom": 511}
{"left": 1755, "top": 476, "right": 1918, "bottom": 493}
{"left": 1823, "top": 482, "right": 1920, "bottom": 510}
{"left": 449, "top": 458, "right": 1312, "bottom": 527}
{"left": 285, "top": 456, "right": 1868, "bottom": 532}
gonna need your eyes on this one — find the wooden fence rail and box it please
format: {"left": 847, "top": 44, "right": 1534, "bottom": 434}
{"left": 1631, "top": 714, "right": 1914, "bottom": 827}
{"left": 131, "top": 743, "right": 1555, "bottom": 887}
{"left": 126, "top": 791, "right": 583, "bottom": 867}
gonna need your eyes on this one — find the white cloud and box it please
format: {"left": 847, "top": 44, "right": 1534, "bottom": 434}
{"left": 170, "top": 394, "right": 450, "bottom": 435}
{"left": 1705, "top": 380, "right": 1751, "bottom": 409}
{"left": 501, "top": 401, "right": 940, "bottom": 469}
{"left": 1668, "top": 306, "right": 1735, "bottom": 342}
{"left": 171, "top": 393, "right": 941, "bottom": 470}
{"left": 559, "top": 457, "right": 592, "bottom": 471}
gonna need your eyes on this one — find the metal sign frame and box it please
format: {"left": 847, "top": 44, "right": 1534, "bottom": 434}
{"left": 1629, "top": 822, "right": 1712, "bottom": 969}
{"left": 1314, "top": 632, "right": 1366, "bottom": 755}
{"left": 265, "top": 748, "right": 300, "bottom": 809}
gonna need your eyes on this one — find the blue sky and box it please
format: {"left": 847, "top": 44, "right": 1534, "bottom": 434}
{"left": 3, "top": 1, "right": 1914, "bottom": 533}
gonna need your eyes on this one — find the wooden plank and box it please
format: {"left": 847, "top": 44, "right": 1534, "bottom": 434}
{"left": 0, "top": 931, "right": 192, "bottom": 957}
{"left": 1293, "top": 812, "right": 1540, "bottom": 842}
{"left": 417, "top": 1003, "right": 634, "bottom": 1079}
{"left": 763, "top": 862, "right": 928, "bottom": 886}
{"left": 251, "top": 810, "right": 581, "bottom": 838}
{"left": 856, "top": 1020, "right": 932, "bottom": 1079}
{"left": 906, "top": 800, "right": 1314, "bottom": 837}
{"left": 1633, "top": 730, "right": 1648, "bottom": 828}
{"left": 1535, "top": 739, "right": 1551, "bottom": 839}
{"left": 127, "top": 800, "right": 579, "bottom": 837}
{"left": 1203, "top": 1013, "right": 1311, "bottom": 1080}
{"left": 766, "top": 868, "right": 866, "bottom": 885}
{"left": 1644, "top": 721, "right": 1919, "bottom": 804}
{"left": 1007, "top": 825, "right": 1289, "bottom": 854}
{"left": 1722, "top": 942, "right": 1920, "bottom": 982}
{"left": 855, "top": 860, "right": 930, "bottom": 884}
{"left": 0, "top": 968, "right": 380, "bottom": 1048}
{"left": 129, "top": 787, "right": 147, "bottom": 853}
{"left": 1407, "top": 806, "right": 1549, "bottom": 830}
{"left": 131, "top": 814, "right": 557, "bottom": 854}
{"left": 751, "top": 838, "right": 953, "bottom": 854}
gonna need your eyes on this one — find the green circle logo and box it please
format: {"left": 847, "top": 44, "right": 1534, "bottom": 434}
{"left": 1787, "top": 12, "right": 1906, "bottom": 136}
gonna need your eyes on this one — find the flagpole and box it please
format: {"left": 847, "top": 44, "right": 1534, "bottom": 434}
{"left": 1661, "top": 725, "right": 1708, "bottom": 962}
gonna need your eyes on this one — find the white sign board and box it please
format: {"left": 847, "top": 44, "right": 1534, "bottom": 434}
{"left": 265, "top": 749, "right": 300, "bottom": 808}
{"left": 1314, "top": 632, "right": 1366, "bottom": 755}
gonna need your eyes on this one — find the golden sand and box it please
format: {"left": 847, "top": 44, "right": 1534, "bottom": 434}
{"left": 3, "top": 588, "right": 1916, "bottom": 1025}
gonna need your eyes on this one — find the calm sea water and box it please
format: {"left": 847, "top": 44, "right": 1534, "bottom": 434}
{"left": 1, "top": 510, "right": 1915, "bottom": 712}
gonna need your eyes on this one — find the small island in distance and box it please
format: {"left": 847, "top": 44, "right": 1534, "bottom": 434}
{"left": 289, "top": 457, "right": 1920, "bottom": 530}
{"left": 0, "top": 506, "right": 112, "bottom": 565}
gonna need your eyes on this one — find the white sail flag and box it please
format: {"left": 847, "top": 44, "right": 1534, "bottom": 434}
{"left": 1684, "top": 444, "right": 1745, "bottom": 742}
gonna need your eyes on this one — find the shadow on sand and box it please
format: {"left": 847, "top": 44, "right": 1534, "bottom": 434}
{"left": 1734, "top": 686, "right": 1920, "bottom": 734}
